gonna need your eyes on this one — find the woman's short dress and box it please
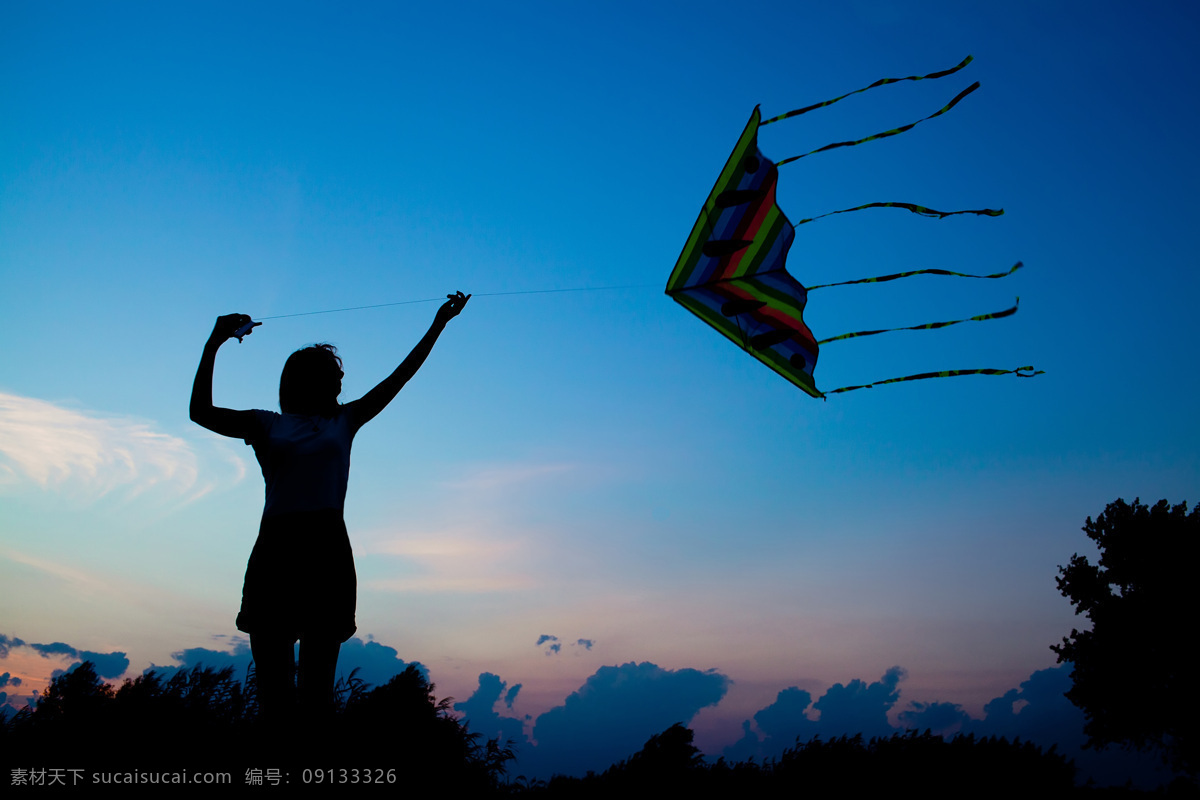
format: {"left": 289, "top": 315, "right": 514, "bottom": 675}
{"left": 238, "top": 409, "right": 360, "bottom": 643}
{"left": 236, "top": 509, "right": 357, "bottom": 643}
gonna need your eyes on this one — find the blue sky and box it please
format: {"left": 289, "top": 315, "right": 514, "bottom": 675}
{"left": 1, "top": 0, "right": 1197, "bottom": 782}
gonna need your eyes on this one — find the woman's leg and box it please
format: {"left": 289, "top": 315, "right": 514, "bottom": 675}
{"left": 298, "top": 636, "right": 341, "bottom": 715}
{"left": 251, "top": 633, "right": 297, "bottom": 722}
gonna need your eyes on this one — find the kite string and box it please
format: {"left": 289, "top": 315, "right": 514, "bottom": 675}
{"left": 255, "top": 283, "right": 659, "bottom": 321}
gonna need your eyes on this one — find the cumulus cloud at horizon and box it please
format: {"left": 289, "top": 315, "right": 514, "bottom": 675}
{"left": 454, "top": 672, "right": 528, "bottom": 751}
{"left": 0, "top": 628, "right": 1174, "bottom": 787}
{"left": 719, "top": 663, "right": 1171, "bottom": 788}
{"left": 0, "top": 633, "right": 130, "bottom": 712}
{"left": 451, "top": 660, "right": 731, "bottom": 778}
{"left": 146, "top": 634, "right": 426, "bottom": 690}
{"left": 527, "top": 661, "right": 730, "bottom": 776}
{"left": 723, "top": 666, "right": 907, "bottom": 763}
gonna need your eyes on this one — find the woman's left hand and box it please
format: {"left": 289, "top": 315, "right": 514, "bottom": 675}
{"left": 436, "top": 291, "right": 471, "bottom": 324}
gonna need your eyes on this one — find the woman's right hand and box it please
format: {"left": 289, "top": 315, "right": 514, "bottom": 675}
{"left": 193, "top": 314, "right": 260, "bottom": 438}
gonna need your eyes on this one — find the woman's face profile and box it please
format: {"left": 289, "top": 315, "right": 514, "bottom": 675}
{"left": 316, "top": 358, "right": 344, "bottom": 402}
{"left": 330, "top": 364, "right": 344, "bottom": 401}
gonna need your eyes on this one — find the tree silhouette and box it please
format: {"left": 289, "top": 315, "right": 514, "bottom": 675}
{"left": 1052, "top": 497, "right": 1200, "bottom": 773}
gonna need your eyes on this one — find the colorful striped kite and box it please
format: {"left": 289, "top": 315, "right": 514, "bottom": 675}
{"left": 665, "top": 56, "right": 1041, "bottom": 398}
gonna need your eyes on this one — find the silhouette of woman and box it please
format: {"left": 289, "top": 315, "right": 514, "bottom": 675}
{"left": 190, "top": 292, "right": 469, "bottom": 720}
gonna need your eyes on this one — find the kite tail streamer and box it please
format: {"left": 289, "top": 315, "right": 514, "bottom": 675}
{"left": 760, "top": 55, "right": 974, "bottom": 126}
{"left": 807, "top": 261, "right": 1022, "bottom": 291}
{"left": 816, "top": 299, "right": 1020, "bottom": 345}
{"left": 827, "top": 366, "right": 1044, "bottom": 395}
{"left": 775, "top": 81, "right": 981, "bottom": 167}
{"left": 796, "top": 202, "right": 1003, "bottom": 226}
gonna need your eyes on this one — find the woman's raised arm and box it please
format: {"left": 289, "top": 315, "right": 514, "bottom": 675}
{"left": 190, "top": 313, "right": 261, "bottom": 439}
{"left": 347, "top": 291, "right": 470, "bottom": 430}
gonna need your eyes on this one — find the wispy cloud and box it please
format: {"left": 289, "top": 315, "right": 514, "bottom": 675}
{"left": 442, "top": 461, "right": 576, "bottom": 493}
{"left": 0, "top": 547, "right": 213, "bottom": 627}
{"left": 0, "top": 391, "right": 239, "bottom": 504}
{"left": 2, "top": 549, "right": 120, "bottom": 598}
{"left": 361, "top": 526, "right": 535, "bottom": 594}
{"left": 358, "top": 459, "right": 601, "bottom": 595}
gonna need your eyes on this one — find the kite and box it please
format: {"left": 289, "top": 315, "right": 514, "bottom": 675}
{"left": 665, "top": 56, "right": 1041, "bottom": 398}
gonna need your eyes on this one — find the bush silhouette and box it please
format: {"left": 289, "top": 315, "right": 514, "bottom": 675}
{"left": 3, "top": 660, "right": 513, "bottom": 792}
{"left": 522, "top": 726, "right": 1075, "bottom": 797}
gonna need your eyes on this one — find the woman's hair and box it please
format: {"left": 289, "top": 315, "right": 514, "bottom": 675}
{"left": 279, "top": 343, "right": 343, "bottom": 415}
